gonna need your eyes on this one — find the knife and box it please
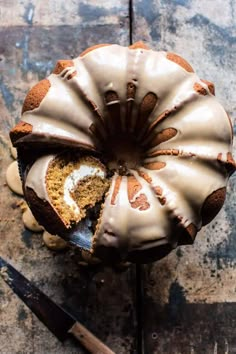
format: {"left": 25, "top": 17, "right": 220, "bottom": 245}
{"left": 0, "top": 256, "right": 115, "bottom": 354}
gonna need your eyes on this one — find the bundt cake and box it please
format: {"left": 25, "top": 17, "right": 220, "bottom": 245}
{"left": 10, "top": 42, "right": 236, "bottom": 263}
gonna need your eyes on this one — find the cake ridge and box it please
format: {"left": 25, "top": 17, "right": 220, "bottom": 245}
{"left": 10, "top": 42, "right": 236, "bottom": 263}
{"left": 132, "top": 168, "right": 199, "bottom": 231}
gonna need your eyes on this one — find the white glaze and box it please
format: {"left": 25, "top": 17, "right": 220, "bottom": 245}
{"left": 18, "top": 44, "right": 235, "bottom": 256}
{"left": 25, "top": 155, "right": 54, "bottom": 200}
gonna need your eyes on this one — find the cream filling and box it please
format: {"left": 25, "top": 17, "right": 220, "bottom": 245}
{"left": 63, "top": 165, "right": 105, "bottom": 214}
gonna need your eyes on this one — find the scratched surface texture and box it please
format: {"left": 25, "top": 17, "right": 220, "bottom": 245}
{"left": 0, "top": 0, "right": 236, "bottom": 354}
{"left": 0, "top": 1, "right": 134, "bottom": 354}
{"left": 133, "top": 0, "right": 236, "bottom": 353}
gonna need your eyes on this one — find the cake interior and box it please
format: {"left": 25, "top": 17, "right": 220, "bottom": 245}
{"left": 46, "top": 154, "right": 110, "bottom": 228}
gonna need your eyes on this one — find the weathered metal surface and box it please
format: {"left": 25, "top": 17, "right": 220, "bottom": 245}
{"left": 133, "top": 0, "right": 236, "bottom": 352}
{"left": 0, "top": 1, "right": 136, "bottom": 353}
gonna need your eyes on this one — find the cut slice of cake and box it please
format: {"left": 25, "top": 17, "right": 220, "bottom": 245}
{"left": 24, "top": 153, "right": 110, "bottom": 236}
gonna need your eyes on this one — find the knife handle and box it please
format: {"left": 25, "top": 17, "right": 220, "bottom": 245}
{"left": 69, "top": 321, "right": 115, "bottom": 354}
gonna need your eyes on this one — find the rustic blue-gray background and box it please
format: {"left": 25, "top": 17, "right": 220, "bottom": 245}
{"left": 0, "top": 1, "right": 235, "bottom": 353}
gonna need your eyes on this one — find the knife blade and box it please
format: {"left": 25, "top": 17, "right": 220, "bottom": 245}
{"left": 0, "top": 256, "right": 114, "bottom": 354}
{"left": 65, "top": 217, "right": 93, "bottom": 250}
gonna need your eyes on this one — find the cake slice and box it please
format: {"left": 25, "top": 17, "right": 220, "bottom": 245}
{"left": 24, "top": 153, "right": 110, "bottom": 236}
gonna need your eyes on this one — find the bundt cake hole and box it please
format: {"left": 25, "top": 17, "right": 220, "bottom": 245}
{"left": 52, "top": 60, "right": 74, "bottom": 75}
{"left": 129, "top": 41, "right": 149, "bottom": 50}
{"left": 139, "top": 92, "right": 158, "bottom": 117}
{"left": 176, "top": 225, "right": 195, "bottom": 245}
{"left": 102, "top": 133, "right": 144, "bottom": 173}
{"left": 193, "top": 82, "right": 208, "bottom": 96}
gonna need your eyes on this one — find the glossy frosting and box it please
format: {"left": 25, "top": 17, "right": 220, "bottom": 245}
{"left": 18, "top": 44, "right": 235, "bottom": 259}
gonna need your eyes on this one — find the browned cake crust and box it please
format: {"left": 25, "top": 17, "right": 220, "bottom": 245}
{"left": 129, "top": 41, "right": 149, "bottom": 50}
{"left": 201, "top": 187, "right": 226, "bottom": 226}
{"left": 193, "top": 82, "right": 208, "bottom": 95}
{"left": 80, "top": 43, "right": 111, "bottom": 57}
{"left": 52, "top": 60, "right": 74, "bottom": 75}
{"left": 185, "top": 223, "right": 197, "bottom": 240}
{"left": 10, "top": 121, "right": 33, "bottom": 146}
{"left": 201, "top": 79, "right": 215, "bottom": 95}
{"left": 136, "top": 92, "right": 158, "bottom": 131}
{"left": 166, "top": 52, "right": 194, "bottom": 72}
{"left": 143, "top": 161, "right": 166, "bottom": 170}
{"left": 22, "top": 79, "right": 51, "bottom": 114}
{"left": 25, "top": 187, "right": 67, "bottom": 236}
{"left": 217, "top": 152, "right": 236, "bottom": 175}
{"left": 24, "top": 154, "right": 110, "bottom": 242}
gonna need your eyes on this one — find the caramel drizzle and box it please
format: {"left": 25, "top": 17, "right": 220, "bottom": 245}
{"left": 136, "top": 169, "right": 196, "bottom": 239}
{"left": 147, "top": 148, "right": 180, "bottom": 158}
{"left": 136, "top": 170, "right": 166, "bottom": 206}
